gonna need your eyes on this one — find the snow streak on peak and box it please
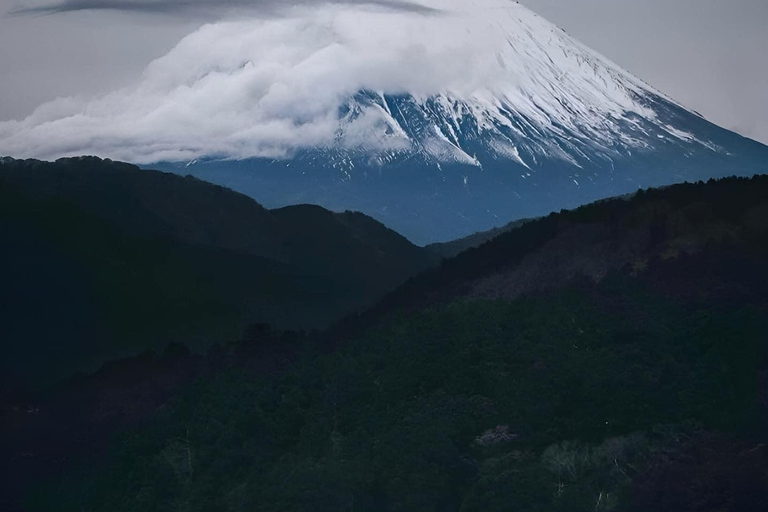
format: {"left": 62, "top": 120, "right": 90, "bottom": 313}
{"left": 0, "top": 0, "right": 700, "bottom": 164}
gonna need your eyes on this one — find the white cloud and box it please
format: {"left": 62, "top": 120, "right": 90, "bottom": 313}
{"left": 0, "top": 0, "right": 656, "bottom": 163}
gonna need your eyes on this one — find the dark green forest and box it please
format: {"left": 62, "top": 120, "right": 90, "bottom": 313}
{"left": 27, "top": 288, "right": 768, "bottom": 512}
{"left": 0, "top": 157, "right": 434, "bottom": 386}
{"left": 2, "top": 162, "right": 767, "bottom": 511}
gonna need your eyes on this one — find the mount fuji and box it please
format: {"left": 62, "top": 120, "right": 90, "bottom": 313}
{"left": 2, "top": 0, "right": 766, "bottom": 243}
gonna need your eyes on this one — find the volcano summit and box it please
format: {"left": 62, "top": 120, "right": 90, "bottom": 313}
{"left": 1, "top": 0, "right": 766, "bottom": 242}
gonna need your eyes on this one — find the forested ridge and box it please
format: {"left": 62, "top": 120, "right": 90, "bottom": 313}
{"left": 0, "top": 156, "right": 435, "bottom": 387}
{"left": 2, "top": 171, "right": 768, "bottom": 511}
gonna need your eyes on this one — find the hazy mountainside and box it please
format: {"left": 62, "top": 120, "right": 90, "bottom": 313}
{"left": 5, "top": 1, "right": 767, "bottom": 244}
{"left": 4, "top": 175, "right": 767, "bottom": 512}
{"left": 167, "top": 82, "right": 768, "bottom": 245}
{"left": 426, "top": 218, "right": 531, "bottom": 259}
{"left": 147, "top": 1, "right": 768, "bottom": 244}
{"left": 0, "top": 156, "right": 435, "bottom": 386}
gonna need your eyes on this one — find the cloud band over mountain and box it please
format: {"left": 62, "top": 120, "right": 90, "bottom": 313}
{"left": 9, "top": 0, "right": 437, "bottom": 16}
{"left": 0, "top": 0, "right": 658, "bottom": 164}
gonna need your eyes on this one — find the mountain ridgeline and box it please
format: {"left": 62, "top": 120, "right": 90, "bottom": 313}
{"left": 2, "top": 165, "right": 767, "bottom": 512}
{"left": 163, "top": 88, "right": 768, "bottom": 245}
{"left": 0, "top": 156, "right": 435, "bottom": 386}
{"left": 150, "top": 3, "right": 768, "bottom": 244}
{"left": 3, "top": 1, "right": 768, "bottom": 246}
{"left": 2, "top": 3, "right": 767, "bottom": 511}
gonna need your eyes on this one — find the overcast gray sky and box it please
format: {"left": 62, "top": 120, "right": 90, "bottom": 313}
{"left": 1, "top": 0, "right": 766, "bottom": 145}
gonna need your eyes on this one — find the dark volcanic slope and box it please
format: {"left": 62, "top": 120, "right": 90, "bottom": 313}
{"left": 0, "top": 156, "right": 435, "bottom": 386}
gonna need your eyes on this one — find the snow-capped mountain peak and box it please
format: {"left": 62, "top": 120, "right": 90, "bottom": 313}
{"left": 0, "top": 0, "right": 699, "bottom": 164}
{"left": 1, "top": 0, "right": 766, "bottom": 243}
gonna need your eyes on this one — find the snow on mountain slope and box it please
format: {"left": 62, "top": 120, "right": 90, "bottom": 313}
{"left": 1, "top": 0, "right": 766, "bottom": 243}
{"left": 0, "top": 0, "right": 705, "bottom": 162}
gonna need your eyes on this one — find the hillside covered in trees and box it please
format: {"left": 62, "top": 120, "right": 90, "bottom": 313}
{"left": 352, "top": 174, "right": 768, "bottom": 329}
{"left": 0, "top": 156, "right": 435, "bottom": 387}
{"left": 2, "top": 172, "right": 767, "bottom": 512}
